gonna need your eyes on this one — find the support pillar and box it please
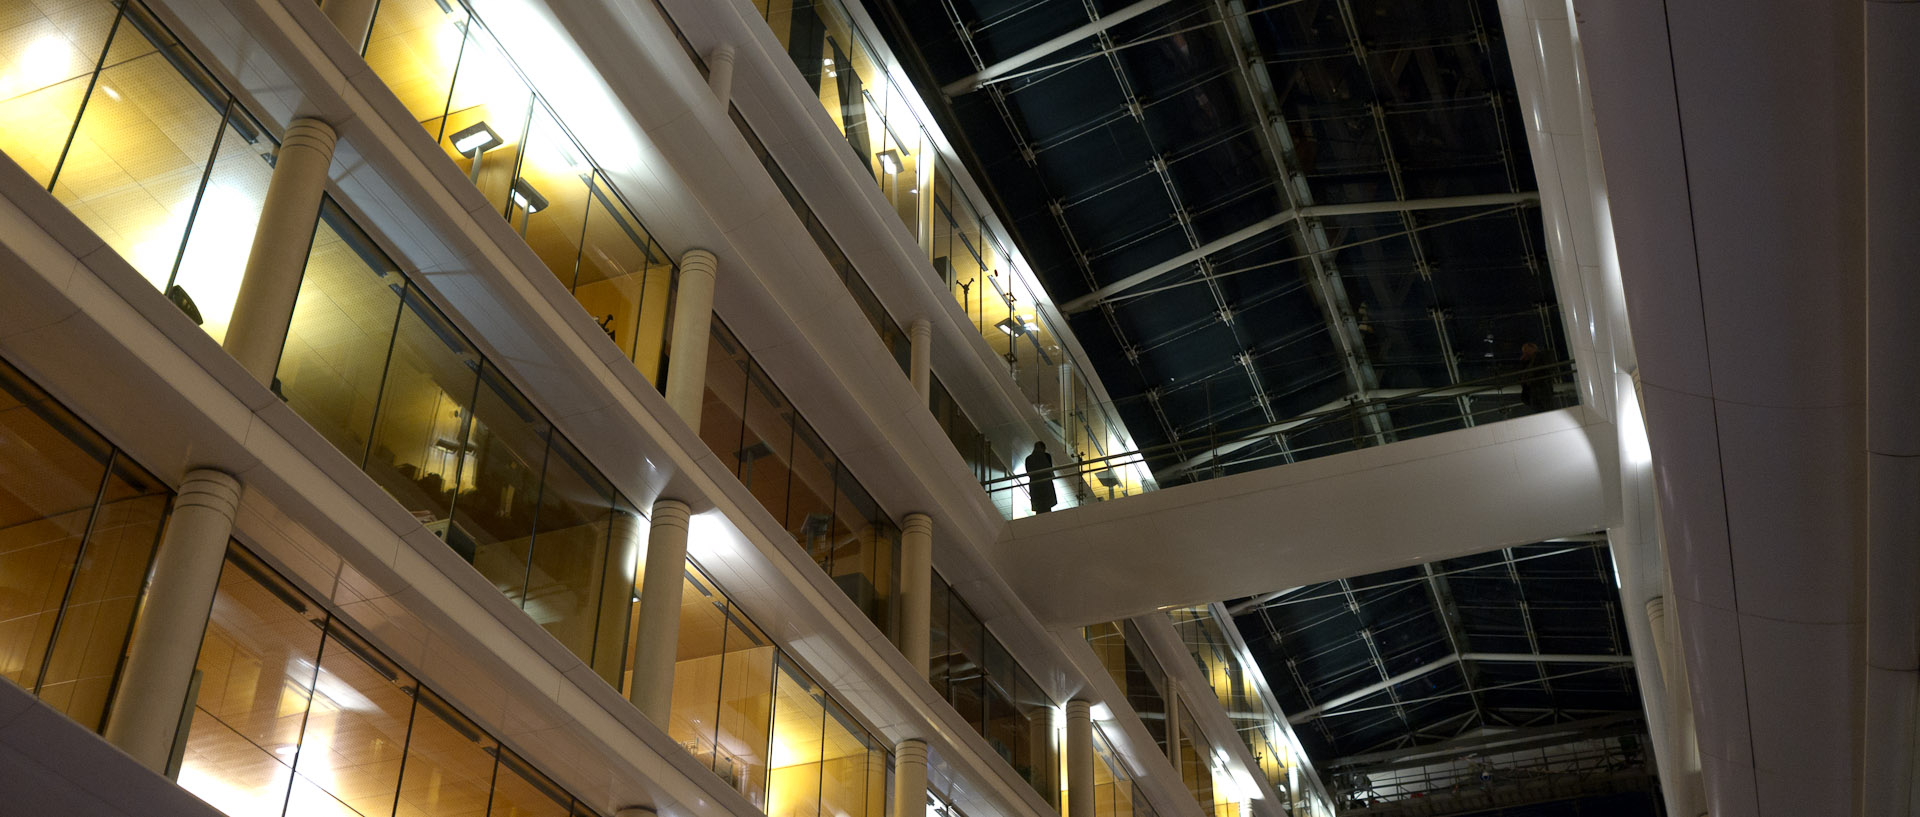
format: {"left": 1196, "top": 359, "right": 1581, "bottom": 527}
{"left": 909, "top": 319, "right": 932, "bottom": 405}
{"left": 893, "top": 739, "right": 928, "bottom": 817}
{"left": 1066, "top": 699, "right": 1094, "bottom": 817}
{"left": 708, "top": 46, "right": 737, "bottom": 110}
{"left": 103, "top": 469, "right": 242, "bottom": 773}
{"left": 321, "top": 0, "right": 380, "bottom": 51}
{"left": 664, "top": 249, "right": 718, "bottom": 430}
{"left": 900, "top": 513, "right": 933, "bottom": 679}
{"left": 223, "top": 119, "right": 338, "bottom": 384}
{"left": 630, "top": 499, "right": 691, "bottom": 725}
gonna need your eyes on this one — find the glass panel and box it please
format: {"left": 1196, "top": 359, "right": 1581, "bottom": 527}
{"left": 528, "top": 432, "right": 614, "bottom": 674}
{"left": 945, "top": 594, "right": 984, "bottom": 734}
{"left": 826, "top": 474, "right": 888, "bottom": 630}
{"left": 364, "top": 282, "right": 480, "bottom": 537}
{"left": 278, "top": 197, "right": 405, "bottom": 464}
{"left": 668, "top": 568, "right": 729, "bottom": 772}
{"left": 49, "top": 13, "right": 227, "bottom": 289}
{"left": 436, "top": 21, "right": 531, "bottom": 213}
{"left": 738, "top": 360, "right": 793, "bottom": 525}
{"left": 363, "top": 0, "right": 467, "bottom": 127}
{"left": 0, "top": 0, "right": 123, "bottom": 185}
{"left": 818, "top": 699, "right": 876, "bottom": 817}
{"left": 715, "top": 605, "right": 775, "bottom": 808}
{"left": 926, "top": 575, "right": 950, "bottom": 700}
{"left": 490, "top": 751, "right": 573, "bottom": 817}
{"left": 572, "top": 172, "right": 669, "bottom": 383}
{"left": 34, "top": 457, "right": 167, "bottom": 730}
{"left": 455, "top": 361, "right": 550, "bottom": 599}
{"left": 784, "top": 418, "right": 834, "bottom": 553}
{"left": 395, "top": 688, "right": 499, "bottom": 817}
{"left": 0, "top": 361, "right": 112, "bottom": 694}
{"left": 285, "top": 622, "right": 416, "bottom": 817}
{"left": 513, "top": 104, "right": 592, "bottom": 284}
{"left": 169, "top": 106, "right": 275, "bottom": 343}
{"left": 179, "top": 548, "right": 327, "bottom": 816}
{"left": 699, "top": 322, "right": 748, "bottom": 474}
{"left": 767, "top": 654, "right": 825, "bottom": 817}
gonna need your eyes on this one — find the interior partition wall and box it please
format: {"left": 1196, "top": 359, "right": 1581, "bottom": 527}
{"left": 0, "top": 355, "right": 173, "bottom": 735}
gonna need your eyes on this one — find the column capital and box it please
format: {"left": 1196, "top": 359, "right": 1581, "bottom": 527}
{"left": 679, "top": 248, "right": 718, "bottom": 279}
{"left": 894, "top": 738, "right": 929, "bottom": 765}
{"left": 902, "top": 512, "right": 934, "bottom": 538}
{"left": 175, "top": 468, "right": 242, "bottom": 517}
{"left": 651, "top": 497, "right": 691, "bottom": 529}
{"left": 1064, "top": 698, "right": 1092, "bottom": 719}
{"left": 282, "top": 117, "right": 339, "bottom": 156}
{"left": 909, "top": 318, "right": 933, "bottom": 340}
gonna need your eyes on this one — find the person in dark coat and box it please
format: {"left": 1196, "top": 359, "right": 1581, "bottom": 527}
{"left": 1024, "top": 441, "right": 1057, "bottom": 514}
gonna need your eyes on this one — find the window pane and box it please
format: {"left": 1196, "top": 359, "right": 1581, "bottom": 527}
{"left": 0, "top": 0, "right": 121, "bottom": 184}
{"left": 513, "top": 105, "right": 591, "bottom": 285}
{"left": 668, "top": 568, "right": 728, "bottom": 772}
{"left": 285, "top": 622, "right": 416, "bottom": 817}
{"left": 767, "top": 654, "right": 824, "bottom": 817}
{"left": 572, "top": 173, "right": 669, "bottom": 384}
{"left": 946, "top": 596, "right": 985, "bottom": 733}
{"left": 169, "top": 106, "right": 276, "bottom": 343}
{"left": 395, "top": 689, "right": 499, "bottom": 817}
{"left": 437, "top": 22, "right": 530, "bottom": 213}
{"left": 35, "top": 457, "right": 167, "bottom": 731}
{"left": 738, "top": 361, "right": 793, "bottom": 523}
{"left": 363, "top": 0, "right": 466, "bottom": 128}
{"left": 489, "top": 750, "right": 572, "bottom": 817}
{"left": 785, "top": 418, "right": 833, "bottom": 557}
{"left": 50, "top": 18, "right": 227, "bottom": 289}
{"left": 365, "top": 283, "right": 480, "bottom": 537}
{"left": 826, "top": 474, "right": 888, "bottom": 630}
{"left": 0, "top": 361, "right": 112, "bottom": 693}
{"left": 456, "top": 361, "right": 550, "bottom": 600}
{"left": 818, "top": 699, "right": 875, "bottom": 817}
{"left": 715, "top": 605, "right": 774, "bottom": 808}
{"left": 180, "top": 547, "right": 327, "bottom": 816}
{"left": 699, "top": 322, "right": 748, "bottom": 473}
{"left": 926, "top": 576, "right": 950, "bottom": 701}
{"left": 527, "top": 432, "right": 613, "bottom": 670}
{"left": 278, "top": 198, "right": 405, "bottom": 463}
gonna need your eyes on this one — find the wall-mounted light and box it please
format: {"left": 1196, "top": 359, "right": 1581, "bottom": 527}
{"left": 995, "top": 316, "right": 1024, "bottom": 336}
{"left": 451, "top": 121, "right": 503, "bottom": 184}
{"left": 877, "top": 148, "right": 904, "bottom": 176}
{"left": 823, "top": 57, "right": 837, "bottom": 78}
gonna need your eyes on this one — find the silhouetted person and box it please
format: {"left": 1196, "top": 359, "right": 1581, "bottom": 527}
{"left": 1025, "top": 441, "right": 1057, "bottom": 514}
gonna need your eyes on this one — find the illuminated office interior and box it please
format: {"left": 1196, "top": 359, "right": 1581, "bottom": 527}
{"left": 0, "top": 0, "right": 1906, "bottom": 817}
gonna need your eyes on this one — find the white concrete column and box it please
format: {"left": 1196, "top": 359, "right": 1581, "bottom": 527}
{"left": 707, "top": 46, "right": 737, "bottom": 110}
{"left": 1066, "top": 699, "right": 1094, "bottom": 817}
{"left": 908, "top": 319, "right": 932, "bottom": 405}
{"left": 321, "top": 0, "right": 380, "bottom": 51}
{"left": 893, "top": 739, "right": 929, "bottom": 817}
{"left": 223, "top": 118, "right": 338, "bottom": 385}
{"left": 629, "top": 499, "right": 690, "bottom": 725}
{"left": 664, "top": 249, "right": 718, "bottom": 430}
{"left": 103, "top": 469, "right": 242, "bottom": 773}
{"left": 900, "top": 513, "right": 933, "bottom": 678}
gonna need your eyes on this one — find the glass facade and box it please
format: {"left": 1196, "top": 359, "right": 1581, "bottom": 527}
{"left": 1084, "top": 621, "right": 1170, "bottom": 755}
{"left": 177, "top": 544, "right": 606, "bottom": 817}
{"left": 279, "top": 195, "right": 638, "bottom": 687}
{"left": 745, "top": 0, "right": 1140, "bottom": 508}
{"left": 1059, "top": 727, "right": 1158, "bottom": 817}
{"left": 928, "top": 570, "right": 1056, "bottom": 804}
{"left": 361, "top": 0, "right": 677, "bottom": 386}
{"left": 0, "top": 0, "right": 276, "bottom": 342}
{"left": 1168, "top": 606, "right": 1333, "bottom": 817}
{"left": 0, "top": 355, "right": 171, "bottom": 733}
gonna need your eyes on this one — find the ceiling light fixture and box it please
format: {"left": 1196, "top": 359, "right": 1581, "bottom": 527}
{"left": 877, "top": 149, "right": 904, "bottom": 176}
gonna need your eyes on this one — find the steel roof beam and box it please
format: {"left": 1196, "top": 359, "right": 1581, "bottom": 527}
{"left": 940, "top": 0, "right": 1175, "bottom": 95}
{"left": 1058, "top": 192, "right": 1540, "bottom": 313}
